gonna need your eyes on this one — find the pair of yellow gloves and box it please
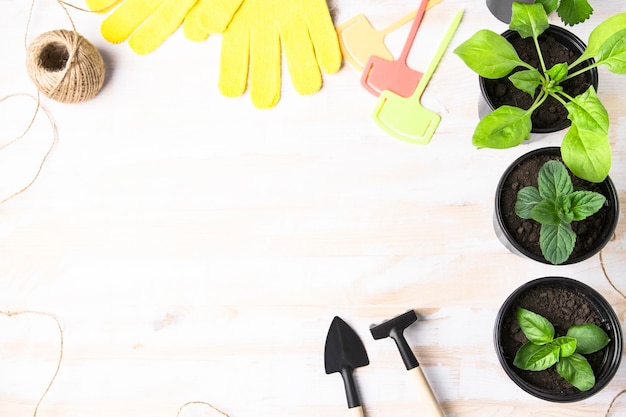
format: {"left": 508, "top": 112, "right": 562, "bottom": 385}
{"left": 87, "top": 0, "right": 342, "bottom": 109}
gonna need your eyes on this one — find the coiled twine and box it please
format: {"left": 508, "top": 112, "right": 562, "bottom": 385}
{"left": 26, "top": 29, "right": 105, "bottom": 104}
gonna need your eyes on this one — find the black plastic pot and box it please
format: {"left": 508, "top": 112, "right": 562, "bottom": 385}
{"left": 494, "top": 276, "right": 623, "bottom": 402}
{"left": 486, "top": 0, "right": 535, "bottom": 23}
{"left": 479, "top": 25, "right": 598, "bottom": 134}
{"left": 493, "top": 147, "right": 619, "bottom": 265}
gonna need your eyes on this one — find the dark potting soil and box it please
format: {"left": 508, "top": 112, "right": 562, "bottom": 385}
{"left": 499, "top": 284, "right": 609, "bottom": 393}
{"left": 499, "top": 153, "right": 612, "bottom": 262}
{"left": 483, "top": 33, "right": 593, "bottom": 129}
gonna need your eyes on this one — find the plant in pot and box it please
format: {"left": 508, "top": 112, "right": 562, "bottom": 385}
{"left": 494, "top": 276, "right": 623, "bottom": 402}
{"left": 454, "top": 2, "right": 626, "bottom": 183}
{"left": 494, "top": 147, "right": 619, "bottom": 265}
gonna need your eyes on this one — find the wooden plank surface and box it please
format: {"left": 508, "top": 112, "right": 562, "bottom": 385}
{"left": 1, "top": 1, "right": 625, "bottom": 416}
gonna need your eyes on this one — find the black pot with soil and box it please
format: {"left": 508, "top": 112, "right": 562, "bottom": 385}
{"left": 494, "top": 276, "right": 623, "bottom": 402}
{"left": 494, "top": 147, "right": 619, "bottom": 265}
{"left": 479, "top": 25, "right": 598, "bottom": 133}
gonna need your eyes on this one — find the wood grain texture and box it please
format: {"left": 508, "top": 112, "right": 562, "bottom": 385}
{"left": 0, "top": 1, "right": 624, "bottom": 416}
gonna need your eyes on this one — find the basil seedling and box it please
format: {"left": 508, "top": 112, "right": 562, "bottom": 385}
{"left": 454, "top": 2, "right": 626, "bottom": 183}
{"left": 514, "top": 308, "right": 610, "bottom": 391}
{"left": 514, "top": 160, "right": 605, "bottom": 265}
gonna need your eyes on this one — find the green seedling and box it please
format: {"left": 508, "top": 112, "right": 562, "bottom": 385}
{"left": 454, "top": 2, "right": 626, "bottom": 183}
{"left": 515, "top": 160, "right": 605, "bottom": 265}
{"left": 537, "top": 0, "right": 594, "bottom": 26}
{"left": 513, "top": 307, "right": 610, "bottom": 391}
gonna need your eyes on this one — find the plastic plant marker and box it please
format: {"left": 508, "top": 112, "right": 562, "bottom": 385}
{"left": 336, "top": 0, "right": 443, "bottom": 72}
{"left": 360, "top": 0, "right": 428, "bottom": 98}
{"left": 372, "top": 9, "right": 463, "bottom": 144}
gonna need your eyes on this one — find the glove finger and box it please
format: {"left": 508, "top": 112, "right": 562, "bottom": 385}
{"left": 86, "top": 0, "right": 121, "bottom": 13}
{"left": 197, "top": 0, "right": 245, "bottom": 33}
{"left": 282, "top": 21, "right": 322, "bottom": 96}
{"left": 183, "top": 1, "right": 211, "bottom": 42}
{"left": 101, "top": 0, "right": 162, "bottom": 43}
{"left": 219, "top": 29, "right": 250, "bottom": 99}
{"left": 249, "top": 27, "right": 281, "bottom": 109}
{"left": 128, "top": 0, "right": 199, "bottom": 54}
{"left": 306, "top": 1, "right": 342, "bottom": 74}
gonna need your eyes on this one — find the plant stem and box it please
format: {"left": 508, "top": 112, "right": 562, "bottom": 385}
{"left": 533, "top": 36, "right": 548, "bottom": 73}
{"left": 529, "top": 89, "right": 549, "bottom": 113}
{"left": 564, "top": 62, "right": 598, "bottom": 82}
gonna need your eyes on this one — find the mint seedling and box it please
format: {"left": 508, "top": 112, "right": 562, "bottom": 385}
{"left": 454, "top": 3, "right": 626, "bottom": 183}
{"left": 514, "top": 160, "right": 605, "bottom": 265}
{"left": 514, "top": 308, "right": 610, "bottom": 391}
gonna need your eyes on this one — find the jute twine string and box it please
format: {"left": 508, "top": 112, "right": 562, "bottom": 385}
{"left": 0, "top": 92, "right": 58, "bottom": 206}
{"left": 0, "top": 310, "right": 64, "bottom": 417}
{"left": 1, "top": 0, "right": 103, "bottom": 205}
{"left": 599, "top": 246, "right": 626, "bottom": 417}
{"left": 176, "top": 401, "right": 231, "bottom": 417}
{"left": 25, "top": 0, "right": 105, "bottom": 104}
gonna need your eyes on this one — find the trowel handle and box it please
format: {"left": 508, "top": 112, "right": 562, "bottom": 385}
{"left": 408, "top": 366, "right": 445, "bottom": 417}
{"left": 348, "top": 405, "right": 365, "bottom": 417}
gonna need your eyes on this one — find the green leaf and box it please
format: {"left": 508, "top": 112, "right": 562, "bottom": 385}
{"left": 561, "top": 124, "right": 611, "bottom": 183}
{"left": 546, "top": 63, "right": 569, "bottom": 85}
{"left": 515, "top": 186, "right": 542, "bottom": 218}
{"left": 557, "top": 0, "right": 593, "bottom": 26}
{"left": 509, "top": 70, "right": 542, "bottom": 97}
{"left": 472, "top": 106, "right": 532, "bottom": 148}
{"left": 552, "top": 336, "right": 577, "bottom": 357}
{"left": 514, "top": 342, "right": 560, "bottom": 371}
{"left": 535, "top": 0, "right": 558, "bottom": 15}
{"left": 537, "top": 160, "right": 573, "bottom": 200}
{"left": 567, "top": 191, "right": 606, "bottom": 221}
{"left": 561, "top": 87, "right": 612, "bottom": 183}
{"left": 540, "top": 222, "right": 576, "bottom": 264}
{"left": 596, "top": 28, "right": 626, "bottom": 74}
{"left": 510, "top": 2, "right": 550, "bottom": 39}
{"left": 454, "top": 30, "right": 527, "bottom": 78}
{"left": 565, "top": 87, "right": 609, "bottom": 135}
{"left": 556, "top": 353, "right": 595, "bottom": 391}
{"left": 531, "top": 199, "right": 562, "bottom": 225}
{"left": 517, "top": 308, "right": 554, "bottom": 345}
{"left": 567, "top": 324, "right": 611, "bottom": 354}
{"left": 578, "top": 12, "right": 626, "bottom": 62}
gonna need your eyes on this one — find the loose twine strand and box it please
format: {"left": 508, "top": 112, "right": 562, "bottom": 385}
{"left": 599, "top": 247, "right": 626, "bottom": 417}
{"left": 0, "top": 310, "right": 64, "bottom": 417}
{"left": 0, "top": 92, "right": 58, "bottom": 206}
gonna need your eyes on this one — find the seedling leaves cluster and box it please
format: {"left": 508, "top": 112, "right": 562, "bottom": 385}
{"left": 515, "top": 160, "right": 605, "bottom": 264}
{"left": 454, "top": 3, "right": 626, "bottom": 183}
{"left": 514, "top": 308, "right": 610, "bottom": 391}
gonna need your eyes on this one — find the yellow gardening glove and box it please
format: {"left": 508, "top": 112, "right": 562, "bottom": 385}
{"left": 189, "top": 0, "right": 342, "bottom": 109}
{"left": 86, "top": 0, "right": 200, "bottom": 54}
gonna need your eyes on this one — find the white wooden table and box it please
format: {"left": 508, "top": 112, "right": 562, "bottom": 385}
{"left": 1, "top": 1, "right": 625, "bottom": 416}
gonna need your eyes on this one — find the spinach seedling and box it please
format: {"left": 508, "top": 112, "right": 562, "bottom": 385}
{"left": 514, "top": 307, "right": 610, "bottom": 391}
{"left": 536, "top": 0, "right": 594, "bottom": 26}
{"left": 515, "top": 160, "right": 605, "bottom": 265}
{"left": 454, "top": 2, "right": 626, "bottom": 183}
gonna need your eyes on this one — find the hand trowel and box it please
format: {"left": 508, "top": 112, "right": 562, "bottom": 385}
{"left": 324, "top": 316, "right": 369, "bottom": 416}
{"left": 370, "top": 310, "right": 445, "bottom": 417}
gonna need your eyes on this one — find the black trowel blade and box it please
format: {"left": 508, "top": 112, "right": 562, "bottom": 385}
{"left": 324, "top": 316, "right": 369, "bottom": 374}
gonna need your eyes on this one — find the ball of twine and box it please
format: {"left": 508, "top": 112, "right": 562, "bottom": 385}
{"left": 26, "top": 29, "right": 105, "bottom": 104}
